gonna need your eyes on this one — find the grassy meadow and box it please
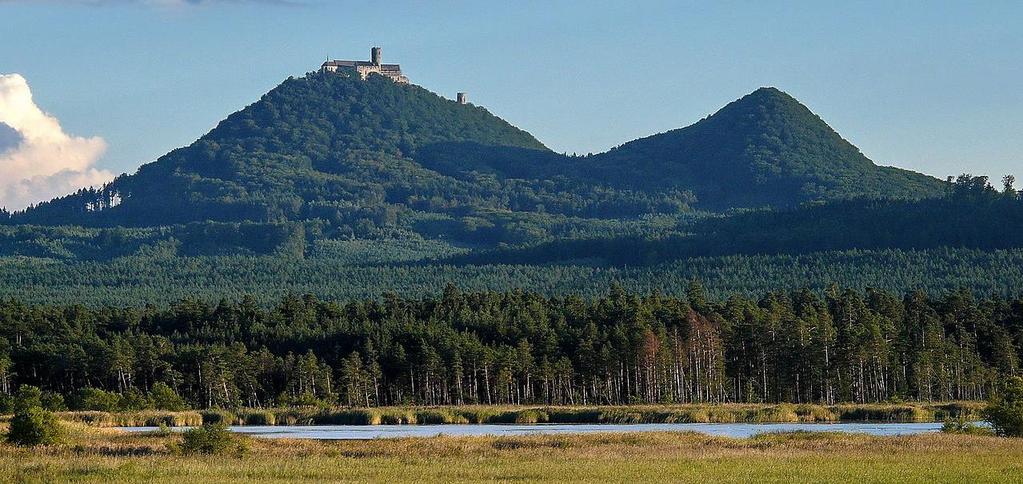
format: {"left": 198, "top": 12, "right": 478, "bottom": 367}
{"left": 1, "top": 423, "right": 1022, "bottom": 483}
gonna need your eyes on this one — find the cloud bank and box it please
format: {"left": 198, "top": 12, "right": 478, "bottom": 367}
{"left": 0, "top": 74, "right": 113, "bottom": 211}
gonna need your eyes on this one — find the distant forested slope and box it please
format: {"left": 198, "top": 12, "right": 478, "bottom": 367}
{"left": 1, "top": 72, "right": 1017, "bottom": 308}
{"left": 6, "top": 78, "right": 944, "bottom": 239}
{"left": 452, "top": 175, "right": 1023, "bottom": 266}
{"left": 576, "top": 87, "right": 944, "bottom": 209}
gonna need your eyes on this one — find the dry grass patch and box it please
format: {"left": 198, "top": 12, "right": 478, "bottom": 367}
{"left": 3, "top": 427, "right": 1022, "bottom": 483}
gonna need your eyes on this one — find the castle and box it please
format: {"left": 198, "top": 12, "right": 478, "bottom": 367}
{"left": 321, "top": 47, "right": 409, "bottom": 84}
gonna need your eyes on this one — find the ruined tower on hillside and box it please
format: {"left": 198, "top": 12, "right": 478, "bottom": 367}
{"left": 457, "top": 92, "right": 468, "bottom": 105}
{"left": 321, "top": 47, "right": 409, "bottom": 84}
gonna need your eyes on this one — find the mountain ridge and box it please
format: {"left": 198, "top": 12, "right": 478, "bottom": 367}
{"left": 7, "top": 74, "right": 944, "bottom": 234}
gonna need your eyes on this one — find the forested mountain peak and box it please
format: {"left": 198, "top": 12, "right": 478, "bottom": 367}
{"left": 11, "top": 72, "right": 553, "bottom": 227}
{"left": 8, "top": 75, "right": 947, "bottom": 246}
{"left": 584, "top": 86, "right": 945, "bottom": 209}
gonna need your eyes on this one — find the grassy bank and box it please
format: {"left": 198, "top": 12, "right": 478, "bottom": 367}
{"left": 49, "top": 402, "right": 986, "bottom": 427}
{"left": 1, "top": 424, "right": 1021, "bottom": 482}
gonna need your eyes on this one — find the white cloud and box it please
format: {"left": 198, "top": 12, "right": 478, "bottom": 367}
{"left": 0, "top": 73, "right": 114, "bottom": 211}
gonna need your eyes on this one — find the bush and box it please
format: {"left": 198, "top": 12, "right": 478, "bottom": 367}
{"left": 152, "top": 422, "right": 173, "bottom": 437}
{"left": 119, "top": 389, "right": 151, "bottom": 411}
{"left": 73, "top": 387, "right": 121, "bottom": 412}
{"left": 176, "top": 423, "right": 246, "bottom": 456}
{"left": 149, "top": 383, "right": 187, "bottom": 411}
{"left": 40, "top": 392, "right": 66, "bottom": 411}
{"left": 941, "top": 415, "right": 994, "bottom": 436}
{"left": 985, "top": 376, "right": 1023, "bottom": 437}
{"left": 7, "top": 386, "right": 63, "bottom": 447}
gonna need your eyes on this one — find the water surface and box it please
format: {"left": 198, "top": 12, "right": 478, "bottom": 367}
{"left": 120, "top": 422, "right": 949, "bottom": 440}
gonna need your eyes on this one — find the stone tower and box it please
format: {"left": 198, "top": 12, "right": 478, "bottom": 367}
{"left": 457, "top": 92, "right": 467, "bottom": 105}
{"left": 371, "top": 47, "right": 382, "bottom": 66}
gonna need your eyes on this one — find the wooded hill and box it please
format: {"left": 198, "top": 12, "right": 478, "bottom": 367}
{"left": 0, "top": 70, "right": 1019, "bottom": 305}
{"left": 6, "top": 73, "right": 942, "bottom": 232}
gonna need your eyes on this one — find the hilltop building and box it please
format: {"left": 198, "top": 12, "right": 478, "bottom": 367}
{"left": 321, "top": 47, "right": 409, "bottom": 84}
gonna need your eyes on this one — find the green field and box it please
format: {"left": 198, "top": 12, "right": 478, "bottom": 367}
{"left": 2, "top": 425, "right": 1021, "bottom": 483}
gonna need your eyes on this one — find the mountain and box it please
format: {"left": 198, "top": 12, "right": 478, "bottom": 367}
{"left": 1, "top": 71, "right": 1021, "bottom": 305}
{"left": 574, "top": 87, "right": 945, "bottom": 209}
{"left": 12, "top": 72, "right": 553, "bottom": 227}
{"left": 8, "top": 76, "right": 943, "bottom": 238}
{"left": 396, "top": 87, "right": 946, "bottom": 211}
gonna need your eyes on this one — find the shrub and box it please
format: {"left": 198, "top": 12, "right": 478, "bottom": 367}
{"left": 13, "top": 385, "right": 42, "bottom": 409}
{"left": 40, "top": 391, "right": 66, "bottom": 411}
{"left": 119, "top": 389, "right": 151, "bottom": 411}
{"left": 984, "top": 376, "right": 1023, "bottom": 437}
{"left": 150, "top": 383, "right": 187, "bottom": 411}
{"left": 152, "top": 422, "right": 173, "bottom": 437}
{"left": 941, "top": 415, "right": 993, "bottom": 436}
{"left": 7, "top": 385, "right": 63, "bottom": 447}
{"left": 176, "top": 423, "right": 246, "bottom": 455}
{"left": 73, "top": 387, "right": 121, "bottom": 412}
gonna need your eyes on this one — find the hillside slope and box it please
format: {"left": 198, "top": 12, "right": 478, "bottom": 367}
{"left": 9, "top": 80, "right": 944, "bottom": 233}
{"left": 578, "top": 87, "right": 944, "bottom": 209}
{"left": 12, "top": 72, "right": 553, "bottom": 227}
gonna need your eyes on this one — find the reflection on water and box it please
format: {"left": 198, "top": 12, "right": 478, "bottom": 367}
{"left": 119, "top": 422, "right": 952, "bottom": 440}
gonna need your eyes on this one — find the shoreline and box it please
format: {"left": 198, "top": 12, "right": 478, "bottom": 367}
{"left": 49, "top": 401, "right": 985, "bottom": 428}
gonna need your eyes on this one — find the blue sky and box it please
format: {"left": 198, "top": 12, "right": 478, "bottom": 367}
{"left": 1, "top": 0, "right": 1020, "bottom": 207}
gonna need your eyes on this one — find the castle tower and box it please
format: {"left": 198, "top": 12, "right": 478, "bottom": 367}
{"left": 371, "top": 47, "right": 382, "bottom": 66}
{"left": 457, "top": 92, "right": 467, "bottom": 105}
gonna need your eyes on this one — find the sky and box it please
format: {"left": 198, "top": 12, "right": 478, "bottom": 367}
{"left": 0, "top": 0, "right": 1021, "bottom": 209}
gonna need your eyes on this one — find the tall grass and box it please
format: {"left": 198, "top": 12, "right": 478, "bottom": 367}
{"left": 52, "top": 401, "right": 986, "bottom": 427}
{"left": 4, "top": 426, "right": 1021, "bottom": 483}
{"left": 55, "top": 411, "right": 203, "bottom": 427}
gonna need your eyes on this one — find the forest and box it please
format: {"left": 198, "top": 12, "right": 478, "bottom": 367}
{"left": 453, "top": 174, "right": 1023, "bottom": 265}
{"left": 0, "top": 284, "right": 1019, "bottom": 410}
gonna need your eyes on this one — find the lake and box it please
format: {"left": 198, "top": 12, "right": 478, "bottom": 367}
{"left": 119, "top": 422, "right": 954, "bottom": 440}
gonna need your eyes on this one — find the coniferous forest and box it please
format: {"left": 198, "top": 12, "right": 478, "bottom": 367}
{"left": 1, "top": 284, "right": 1019, "bottom": 410}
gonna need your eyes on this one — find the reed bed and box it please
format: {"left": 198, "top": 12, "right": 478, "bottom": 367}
{"left": 52, "top": 401, "right": 985, "bottom": 427}
{"left": 54, "top": 411, "right": 203, "bottom": 427}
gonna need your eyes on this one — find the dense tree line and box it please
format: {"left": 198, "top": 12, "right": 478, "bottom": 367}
{"left": 0, "top": 285, "right": 1018, "bottom": 410}
{"left": 1, "top": 245, "right": 1022, "bottom": 308}
{"left": 454, "top": 174, "right": 1023, "bottom": 266}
